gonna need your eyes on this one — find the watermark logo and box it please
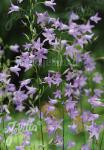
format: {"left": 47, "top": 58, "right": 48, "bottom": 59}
{"left": 5, "top": 121, "right": 38, "bottom": 146}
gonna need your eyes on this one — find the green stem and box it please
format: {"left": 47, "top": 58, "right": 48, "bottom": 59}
{"left": 62, "top": 102, "right": 65, "bottom": 150}
{"left": 2, "top": 115, "right": 8, "bottom": 150}
{"left": 39, "top": 98, "right": 45, "bottom": 150}
{"left": 79, "top": 93, "right": 86, "bottom": 144}
{"left": 99, "top": 131, "right": 104, "bottom": 150}
{"left": 92, "top": 138, "right": 95, "bottom": 150}
{"left": 34, "top": 65, "right": 45, "bottom": 150}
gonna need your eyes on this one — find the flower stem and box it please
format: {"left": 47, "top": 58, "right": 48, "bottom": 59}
{"left": 62, "top": 102, "right": 65, "bottom": 150}
{"left": 79, "top": 94, "right": 86, "bottom": 144}
{"left": 99, "top": 130, "right": 104, "bottom": 150}
{"left": 2, "top": 115, "right": 8, "bottom": 150}
{"left": 39, "top": 99, "right": 45, "bottom": 150}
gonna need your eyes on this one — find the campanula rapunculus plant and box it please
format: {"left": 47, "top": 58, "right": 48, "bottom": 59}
{"left": 0, "top": 0, "right": 104, "bottom": 150}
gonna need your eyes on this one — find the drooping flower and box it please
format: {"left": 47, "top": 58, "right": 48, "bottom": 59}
{"left": 83, "top": 52, "right": 96, "bottom": 72}
{"left": 69, "top": 11, "right": 79, "bottom": 22}
{"left": 93, "top": 73, "right": 103, "bottom": 83}
{"left": 94, "top": 89, "right": 103, "bottom": 97}
{"left": 20, "top": 79, "right": 31, "bottom": 88}
{"left": 32, "top": 38, "right": 43, "bottom": 51}
{"left": 52, "top": 18, "right": 61, "bottom": 29}
{"left": 80, "top": 21, "right": 94, "bottom": 33}
{"left": 67, "top": 141, "right": 76, "bottom": 149}
{"left": 43, "top": 28, "right": 55, "bottom": 44}
{"left": 5, "top": 125, "right": 15, "bottom": 134}
{"left": 44, "top": 72, "right": 62, "bottom": 87}
{"left": 68, "top": 22, "right": 80, "bottom": 38}
{"left": 53, "top": 73, "right": 62, "bottom": 86}
{"left": 36, "top": 12, "right": 49, "bottom": 26}
{"left": 60, "top": 23, "right": 69, "bottom": 30}
{"left": 45, "top": 117, "right": 62, "bottom": 134}
{"left": 82, "top": 111, "right": 99, "bottom": 122}
{"left": 10, "top": 44, "right": 19, "bottom": 53}
{"left": 54, "top": 135, "right": 63, "bottom": 146}
{"left": 35, "top": 47, "right": 48, "bottom": 65}
{"left": 73, "top": 76, "right": 87, "bottom": 88}
{"left": 4, "top": 114, "right": 12, "bottom": 121}
{"left": 44, "top": 73, "right": 53, "bottom": 87}
{"left": 88, "top": 96, "right": 104, "bottom": 107}
{"left": 84, "top": 89, "right": 91, "bottom": 96}
{"left": 81, "top": 144, "right": 91, "bottom": 150}
{"left": 64, "top": 45, "right": 78, "bottom": 59}
{"left": 23, "top": 43, "right": 32, "bottom": 50}
{"left": 66, "top": 99, "right": 77, "bottom": 112}
{"left": 16, "top": 105, "right": 25, "bottom": 112}
{"left": 0, "top": 72, "right": 10, "bottom": 83}
{"left": 16, "top": 146, "right": 25, "bottom": 150}
{"left": 49, "top": 98, "right": 58, "bottom": 105}
{"left": 8, "top": 3, "right": 20, "bottom": 14}
{"left": 68, "top": 123, "right": 77, "bottom": 133}
{"left": 87, "top": 123, "right": 100, "bottom": 140}
{"left": 53, "top": 90, "right": 61, "bottom": 99}
{"left": 6, "top": 83, "right": 16, "bottom": 92}
{"left": 13, "top": 90, "right": 28, "bottom": 105}
{"left": 15, "top": 52, "right": 33, "bottom": 70}
{"left": 44, "top": 0, "right": 56, "bottom": 12}
{"left": 66, "top": 71, "right": 75, "bottom": 81}
{"left": 90, "top": 13, "right": 101, "bottom": 23}
{"left": 10, "top": 65, "right": 21, "bottom": 76}
{"left": 65, "top": 84, "right": 73, "bottom": 97}
{"left": 70, "top": 109, "right": 79, "bottom": 119}
{"left": 47, "top": 105, "right": 55, "bottom": 113}
{"left": 26, "top": 86, "right": 36, "bottom": 95}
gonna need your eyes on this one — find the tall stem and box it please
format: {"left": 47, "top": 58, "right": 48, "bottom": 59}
{"left": 34, "top": 65, "right": 45, "bottom": 150}
{"left": 79, "top": 93, "right": 86, "bottom": 144}
{"left": 2, "top": 115, "right": 8, "bottom": 150}
{"left": 39, "top": 98, "right": 45, "bottom": 150}
{"left": 99, "top": 130, "right": 104, "bottom": 150}
{"left": 62, "top": 102, "right": 65, "bottom": 150}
